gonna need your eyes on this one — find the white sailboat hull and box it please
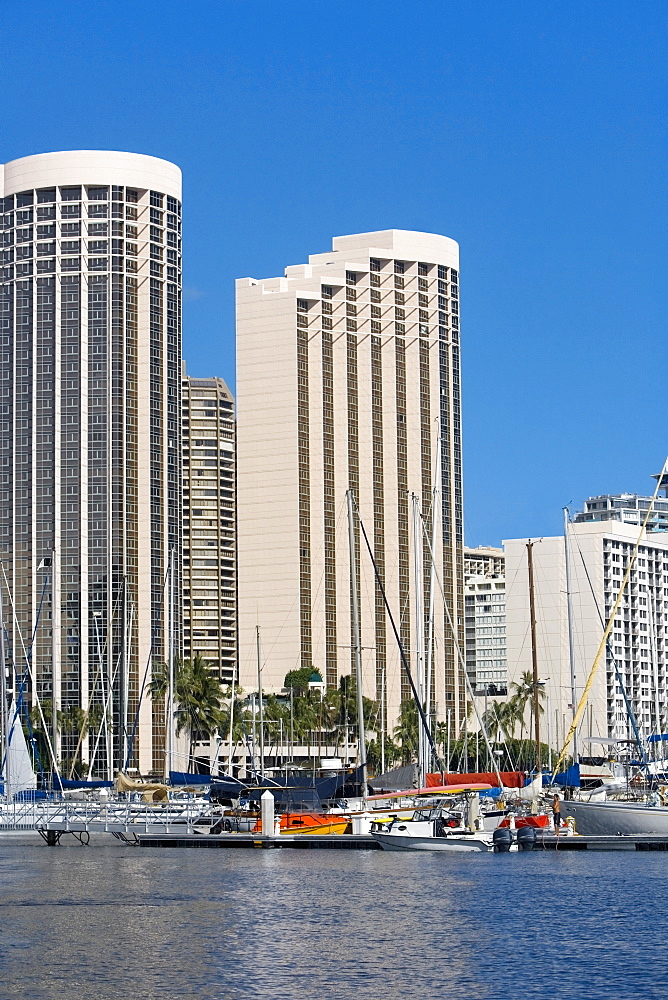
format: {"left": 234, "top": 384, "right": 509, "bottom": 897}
{"left": 562, "top": 799, "right": 668, "bottom": 836}
{"left": 373, "top": 831, "right": 492, "bottom": 852}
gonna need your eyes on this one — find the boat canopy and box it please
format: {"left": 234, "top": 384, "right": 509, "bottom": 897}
{"left": 549, "top": 764, "right": 581, "bottom": 787}
{"left": 53, "top": 775, "right": 114, "bottom": 790}
{"left": 169, "top": 771, "right": 214, "bottom": 786}
{"left": 369, "top": 764, "right": 418, "bottom": 792}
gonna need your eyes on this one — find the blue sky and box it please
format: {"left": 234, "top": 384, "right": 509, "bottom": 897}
{"left": 3, "top": 1, "right": 666, "bottom": 546}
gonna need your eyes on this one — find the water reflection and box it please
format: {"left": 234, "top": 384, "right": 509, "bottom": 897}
{"left": 0, "top": 842, "right": 666, "bottom": 999}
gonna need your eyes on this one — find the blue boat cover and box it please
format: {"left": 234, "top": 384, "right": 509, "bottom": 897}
{"left": 169, "top": 771, "right": 215, "bottom": 786}
{"left": 53, "top": 775, "right": 114, "bottom": 789}
{"left": 548, "top": 764, "right": 581, "bottom": 787}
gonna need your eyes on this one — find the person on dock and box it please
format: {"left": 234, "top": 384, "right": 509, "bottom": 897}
{"left": 552, "top": 794, "right": 561, "bottom": 832}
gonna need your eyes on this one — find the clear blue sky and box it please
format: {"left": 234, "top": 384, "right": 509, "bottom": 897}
{"left": 3, "top": 1, "right": 666, "bottom": 546}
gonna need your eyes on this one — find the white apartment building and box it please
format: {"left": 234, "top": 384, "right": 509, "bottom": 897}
{"left": 464, "top": 545, "right": 505, "bottom": 578}
{"left": 574, "top": 472, "right": 668, "bottom": 534}
{"left": 236, "top": 230, "right": 466, "bottom": 731}
{"left": 504, "top": 521, "right": 668, "bottom": 754}
{"left": 464, "top": 546, "right": 507, "bottom": 694}
{"left": 0, "top": 151, "right": 182, "bottom": 776}
{"left": 182, "top": 373, "right": 236, "bottom": 683}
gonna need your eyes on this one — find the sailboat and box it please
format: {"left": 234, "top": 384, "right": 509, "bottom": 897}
{"left": 1, "top": 700, "right": 37, "bottom": 798}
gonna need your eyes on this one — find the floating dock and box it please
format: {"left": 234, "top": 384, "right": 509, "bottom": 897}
{"left": 530, "top": 833, "right": 668, "bottom": 851}
{"left": 135, "top": 832, "right": 381, "bottom": 850}
{"left": 134, "top": 831, "right": 668, "bottom": 851}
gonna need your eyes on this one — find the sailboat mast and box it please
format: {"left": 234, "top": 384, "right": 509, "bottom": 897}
{"left": 527, "top": 541, "right": 541, "bottom": 772}
{"left": 425, "top": 430, "right": 440, "bottom": 777}
{"left": 256, "top": 625, "right": 265, "bottom": 776}
{"left": 227, "top": 654, "right": 237, "bottom": 776}
{"left": 380, "top": 661, "right": 386, "bottom": 775}
{"left": 648, "top": 596, "right": 660, "bottom": 742}
{"left": 167, "top": 547, "right": 175, "bottom": 778}
{"left": 0, "top": 576, "right": 9, "bottom": 796}
{"left": 563, "top": 508, "right": 579, "bottom": 763}
{"left": 346, "top": 490, "right": 367, "bottom": 805}
{"left": 123, "top": 598, "right": 134, "bottom": 773}
{"left": 412, "top": 495, "right": 426, "bottom": 787}
{"left": 50, "top": 549, "right": 60, "bottom": 772}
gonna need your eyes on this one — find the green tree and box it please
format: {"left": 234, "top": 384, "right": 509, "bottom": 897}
{"left": 284, "top": 666, "right": 321, "bottom": 694}
{"left": 150, "top": 654, "right": 224, "bottom": 767}
{"left": 366, "top": 735, "right": 401, "bottom": 774}
{"left": 174, "top": 654, "right": 224, "bottom": 764}
{"left": 393, "top": 698, "right": 419, "bottom": 764}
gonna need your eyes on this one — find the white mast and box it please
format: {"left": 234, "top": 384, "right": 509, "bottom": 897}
{"left": 256, "top": 625, "right": 265, "bottom": 776}
{"left": 412, "top": 494, "right": 426, "bottom": 788}
{"left": 0, "top": 576, "right": 9, "bottom": 797}
{"left": 123, "top": 598, "right": 134, "bottom": 771}
{"left": 563, "top": 507, "right": 579, "bottom": 764}
{"left": 347, "top": 490, "right": 367, "bottom": 805}
{"left": 50, "top": 549, "right": 60, "bottom": 772}
{"left": 380, "top": 660, "right": 386, "bottom": 776}
{"left": 227, "top": 657, "right": 237, "bottom": 777}
{"left": 167, "top": 547, "right": 175, "bottom": 777}
{"left": 425, "top": 435, "right": 440, "bottom": 776}
{"left": 648, "top": 595, "right": 660, "bottom": 743}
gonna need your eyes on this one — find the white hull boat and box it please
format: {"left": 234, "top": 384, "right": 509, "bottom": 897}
{"left": 562, "top": 799, "right": 668, "bottom": 836}
{"left": 373, "top": 830, "right": 491, "bottom": 852}
{"left": 371, "top": 799, "right": 493, "bottom": 852}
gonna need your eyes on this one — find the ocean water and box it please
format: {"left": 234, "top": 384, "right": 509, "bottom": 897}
{"left": 0, "top": 837, "right": 666, "bottom": 1000}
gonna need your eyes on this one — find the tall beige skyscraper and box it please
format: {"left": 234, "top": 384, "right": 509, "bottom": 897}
{"left": 236, "top": 230, "right": 465, "bottom": 730}
{"left": 0, "top": 151, "right": 182, "bottom": 776}
{"left": 182, "top": 372, "right": 236, "bottom": 683}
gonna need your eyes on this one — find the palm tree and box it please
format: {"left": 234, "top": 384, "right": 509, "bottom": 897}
{"left": 482, "top": 699, "right": 520, "bottom": 742}
{"left": 150, "top": 655, "right": 224, "bottom": 769}
{"left": 174, "top": 654, "right": 224, "bottom": 766}
{"left": 510, "top": 670, "right": 545, "bottom": 740}
{"left": 393, "top": 698, "right": 419, "bottom": 764}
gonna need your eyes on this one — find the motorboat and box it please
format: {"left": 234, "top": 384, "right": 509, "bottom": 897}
{"left": 371, "top": 801, "right": 493, "bottom": 852}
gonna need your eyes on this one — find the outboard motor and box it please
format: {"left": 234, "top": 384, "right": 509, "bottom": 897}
{"left": 516, "top": 825, "right": 537, "bottom": 852}
{"left": 492, "top": 826, "right": 513, "bottom": 853}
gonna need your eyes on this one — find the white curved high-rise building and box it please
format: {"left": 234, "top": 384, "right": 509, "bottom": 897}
{"left": 236, "top": 231, "right": 465, "bottom": 742}
{"left": 0, "top": 151, "right": 182, "bottom": 777}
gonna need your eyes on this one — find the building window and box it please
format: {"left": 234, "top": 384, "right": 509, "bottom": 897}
{"left": 418, "top": 262, "right": 429, "bottom": 275}
{"left": 370, "top": 258, "right": 381, "bottom": 272}
{"left": 394, "top": 260, "right": 405, "bottom": 274}
{"left": 346, "top": 271, "right": 357, "bottom": 285}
